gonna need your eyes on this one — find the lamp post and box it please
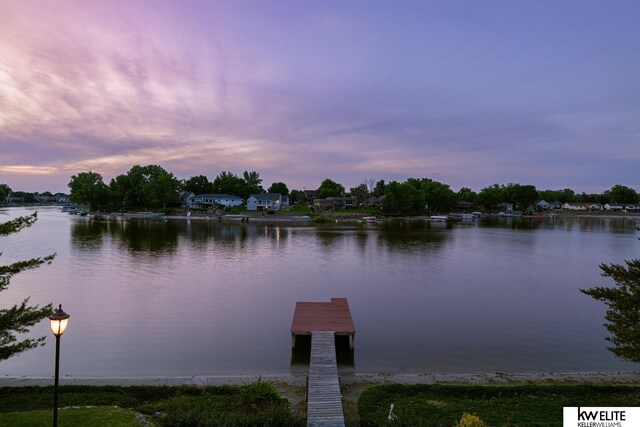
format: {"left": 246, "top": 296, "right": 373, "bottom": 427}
{"left": 49, "top": 304, "right": 69, "bottom": 427}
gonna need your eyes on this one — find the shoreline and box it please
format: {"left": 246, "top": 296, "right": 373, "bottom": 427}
{"left": 97, "top": 212, "right": 640, "bottom": 222}
{"left": 3, "top": 205, "right": 640, "bottom": 221}
{"left": 2, "top": 371, "right": 639, "bottom": 387}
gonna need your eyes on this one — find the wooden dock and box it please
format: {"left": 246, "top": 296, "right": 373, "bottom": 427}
{"left": 291, "top": 298, "right": 355, "bottom": 427}
{"left": 307, "top": 331, "right": 345, "bottom": 426}
{"left": 291, "top": 298, "right": 356, "bottom": 348}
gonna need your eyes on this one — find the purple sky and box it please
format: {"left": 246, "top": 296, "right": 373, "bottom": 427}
{"left": 1, "top": 0, "right": 639, "bottom": 194}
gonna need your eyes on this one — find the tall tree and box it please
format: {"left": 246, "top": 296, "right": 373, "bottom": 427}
{"left": 364, "top": 178, "right": 376, "bottom": 195}
{"left": 317, "top": 179, "right": 345, "bottom": 198}
{"left": 506, "top": 183, "right": 538, "bottom": 211}
{"left": 478, "top": 184, "right": 504, "bottom": 211}
{"left": 457, "top": 187, "right": 478, "bottom": 205}
{"left": 289, "top": 189, "right": 305, "bottom": 204}
{"left": 382, "top": 181, "right": 424, "bottom": 215}
{"left": 372, "top": 180, "right": 386, "bottom": 197}
{"left": 212, "top": 171, "right": 246, "bottom": 197}
{"left": 242, "top": 171, "right": 263, "bottom": 196}
{"left": 0, "top": 183, "right": 12, "bottom": 201}
{"left": 558, "top": 188, "right": 576, "bottom": 204}
{"left": 68, "top": 171, "right": 108, "bottom": 211}
{"left": 122, "top": 165, "right": 149, "bottom": 208}
{"left": 581, "top": 228, "right": 640, "bottom": 363}
{"left": 0, "top": 212, "right": 55, "bottom": 361}
{"left": 117, "top": 165, "right": 180, "bottom": 210}
{"left": 108, "top": 174, "right": 133, "bottom": 211}
{"left": 267, "top": 182, "right": 289, "bottom": 196}
{"left": 417, "top": 178, "right": 455, "bottom": 214}
{"left": 183, "top": 175, "right": 213, "bottom": 195}
{"left": 605, "top": 185, "right": 639, "bottom": 204}
{"left": 349, "top": 183, "right": 369, "bottom": 205}
{"left": 142, "top": 167, "right": 180, "bottom": 209}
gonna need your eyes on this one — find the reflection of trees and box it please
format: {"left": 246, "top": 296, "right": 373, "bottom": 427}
{"left": 184, "top": 222, "right": 289, "bottom": 251}
{"left": 70, "top": 218, "right": 106, "bottom": 248}
{"left": 355, "top": 230, "right": 369, "bottom": 250}
{"left": 72, "top": 219, "right": 296, "bottom": 255}
{"left": 377, "top": 220, "right": 449, "bottom": 252}
{"left": 72, "top": 218, "right": 181, "bottom": 255}
{"left": 578, "top": 217, "right": 637, "bottom": 234}
{"left": 477, "top": 217, "right": 543, "bottom": 230}
{"left": 579, "top": 217, "right": 606, "bottom": 232}
{"left": 315, "top": 229, "right": 345, "bottom": 249}
{"left": 110, "top": 219, "right": 180, "bottom": 254}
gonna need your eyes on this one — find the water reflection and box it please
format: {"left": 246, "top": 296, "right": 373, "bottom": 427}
{"left": 113, "top": 219, "right": 180, "bottom": 254}
{"left": 477, "top": 217, "right": 543, "bottom": 230}
{"left": 5, "top": 208, "right": 640, "bottom": 377}
{"left": 290, "top": 335, "right": 355, "bottom": 368}
{"left": 377, "top": 220, "right": 449, "bottom": 252}
{"left": 70, "top": 218, "right": 106, "bottom": 248}
{"left": 315, "top": 228, "right": 348, "bottom": 249}
{"left": 71, "top": 218, "right": 293, "bottom": 255}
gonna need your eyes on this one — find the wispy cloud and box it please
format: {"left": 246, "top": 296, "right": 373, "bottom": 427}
{"left": 0, "top": 0, "right": 639, "bottom": 192}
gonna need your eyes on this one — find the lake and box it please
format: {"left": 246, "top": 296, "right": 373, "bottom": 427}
{"left": 1, "top": 207, "right": 639, "bottom": 377}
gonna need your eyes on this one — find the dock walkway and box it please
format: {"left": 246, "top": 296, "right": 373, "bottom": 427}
{"left": 307, "top": 331, "right": 345, "bottom": 426}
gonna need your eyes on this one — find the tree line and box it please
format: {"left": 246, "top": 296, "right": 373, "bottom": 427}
{"left": 1, "top": 165, "right": 639, "bottom": 214}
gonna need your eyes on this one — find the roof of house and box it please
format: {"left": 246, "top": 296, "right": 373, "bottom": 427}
{"left": 249, "top": 193, "right": 281, "bottom": 201}
{"left": 196, "top": 194, "right": 242, "bottom": 200}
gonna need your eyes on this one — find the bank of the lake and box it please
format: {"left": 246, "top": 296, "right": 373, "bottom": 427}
{"left": 2, "top": 374, "right": 640, "bottom": 427}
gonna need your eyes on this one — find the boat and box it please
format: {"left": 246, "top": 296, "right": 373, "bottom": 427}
{"left": 60, "top": 205, "right": 78, "bottom": 213}
{"left": 362, "top": 216, "right": 382, "bottom": 224}
{"left": 448, "top": 213, "right": 474, "bottom": 221}
{"left": 429, "top": 215, "right": 448, "bottom": 222}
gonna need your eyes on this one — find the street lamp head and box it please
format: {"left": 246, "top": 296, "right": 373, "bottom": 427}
{"left": 49, "top": 305, "right": 70, "bottom": 337}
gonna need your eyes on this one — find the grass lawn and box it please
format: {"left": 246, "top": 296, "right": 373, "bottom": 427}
{"left": 0, "top": 381, "right": 304, "bottom": 427}
{"left": 0, "top": 406, "right": 150, "bottom": 427}
{"left": 357, "top": 384, "right": 640, "bottom": 427}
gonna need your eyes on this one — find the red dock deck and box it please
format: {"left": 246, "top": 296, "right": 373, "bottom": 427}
{"left": 291, "top": 298, "right": 355, "bottom": 347}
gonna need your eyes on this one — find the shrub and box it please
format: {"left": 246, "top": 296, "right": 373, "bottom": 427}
{"left": 455, "top": 412, "right": 487, "bottom": 427}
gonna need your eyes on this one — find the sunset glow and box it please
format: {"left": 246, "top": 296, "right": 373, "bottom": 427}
{"left": 1, "top": 0, "right": 639, "bottom": 193}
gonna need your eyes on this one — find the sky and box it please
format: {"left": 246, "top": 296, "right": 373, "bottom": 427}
{"left": 1, "top": 0, "right": 639, "bottom": 194}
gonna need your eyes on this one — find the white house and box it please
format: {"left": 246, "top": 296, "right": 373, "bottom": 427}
{"left": 538, "top": 200, "right": 562, "bottom": 210}
{"left": 604, "top": 203, "right": 624, "bottom": 211}
{"left": 562, "top": 202, "right": 602, "bottom": 211}
{"left": 188, "top": 193, "right": 244, "bottom": 209}
{"left": 563, "top": 203, "right": 587, "bottom": 210}
{"left": 246, "top": 193, "right": 285, "bottom": 211}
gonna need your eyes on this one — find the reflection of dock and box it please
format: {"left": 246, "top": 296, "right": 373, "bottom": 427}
{"left": 291, "top": 298, "right": 355, "bottom": 427}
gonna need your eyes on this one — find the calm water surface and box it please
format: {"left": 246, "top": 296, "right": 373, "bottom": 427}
{"left": 1, "top": 207, "right": 639, "bottom": 377}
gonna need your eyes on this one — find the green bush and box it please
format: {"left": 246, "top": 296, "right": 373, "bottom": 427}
{"left": 455, "top": 412, "right": 487, "bottom": 427}
{"left": 157, "top": 382, "right": 303, "bottom": 427}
